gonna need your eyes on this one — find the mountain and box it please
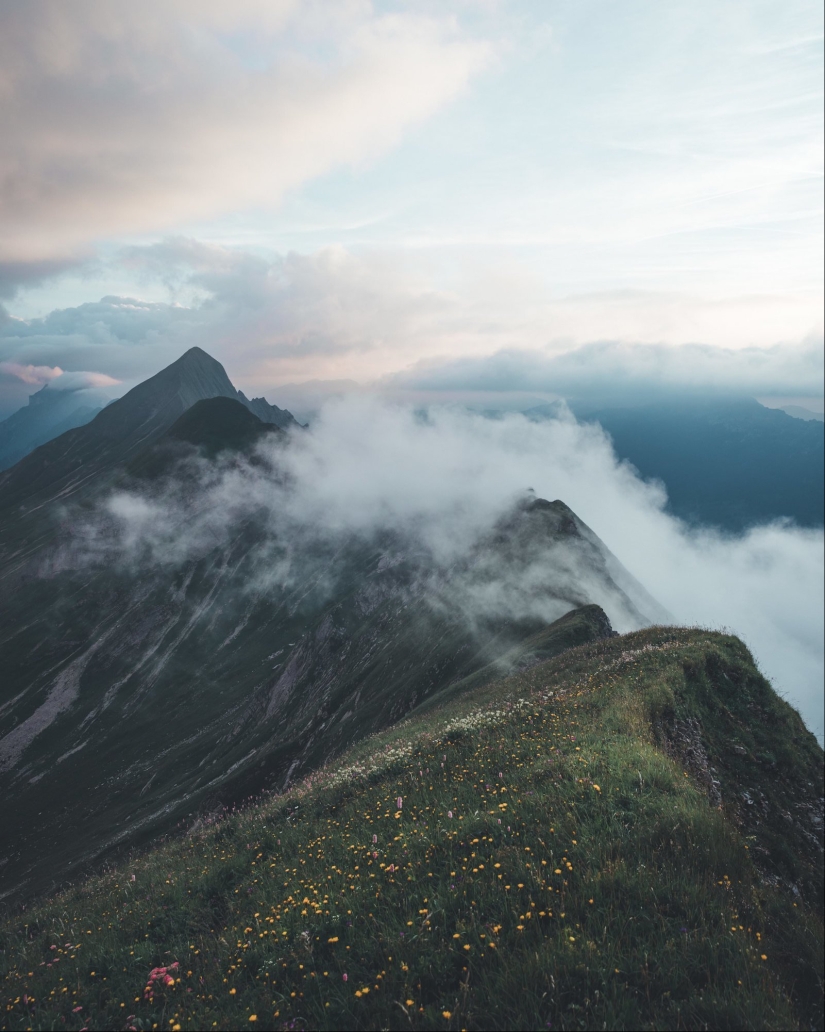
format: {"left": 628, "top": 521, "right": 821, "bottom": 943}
{"left": 125, "top": 397, "right": 285, "bottom": 479}
{"left": 0, "top": 382, "right": 104, "bottom": 471}
{"left": 0, "top": 347, "right": 301, "bottom": 515}
{"left": 237, "top": 390, "right": 305, "bottom": 430}
{"left": 779, "top": 404, "right": 824, "bottom": 422}
{"left": 527, "top": 396, "right": 824, "bottom": 531}
{"left": 0, "top": 351, "right": 665, "bottom": 901}
{"left": 1, "top": 624, "right": 821, "bottom": 1030}
{"left": 0, "top": 482, "right": 655, "bottom": 902}
{"left": 0, "top": 350, "right": 821, "bottom": 1029}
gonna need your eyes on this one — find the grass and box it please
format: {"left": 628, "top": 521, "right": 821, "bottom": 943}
{"left": 1, "top": 626, "right": 822, "bottom": 1031}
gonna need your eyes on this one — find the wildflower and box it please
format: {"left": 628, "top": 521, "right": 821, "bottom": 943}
{"left": 406, "top": 999, "right": 414, "bottom": 1006}
{"left": 249, "top": 1018, "right": 257, "bottom": 1024}
{"left": 593, "top": 784, "right": 601, "bottom": 792}
{"left": 373, "top": 835, "right": 378, "bottom": 844}
{"left": 229, "top": 988, "right": 236, "bottom": 995}
{"left": 443, "top": 1011, "right": 452, "bottom": 1019}
{"left": 397, "top": 797, "right": 403, "bottom": 809}
{"left": 328, "top": 937, "right": 339, "bottom": 943}
{"left": 447, "top": 811, "right": 453, "bottom": 819}
{"left": 343, "top": 973, "right": 348, "bottom": 982}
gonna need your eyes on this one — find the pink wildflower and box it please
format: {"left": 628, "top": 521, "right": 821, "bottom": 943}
{"left": 396, "top": 797, "right": 403, "bottom": 809}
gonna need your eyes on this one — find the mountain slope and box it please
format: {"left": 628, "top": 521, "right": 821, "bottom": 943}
{"left": 0, "top": 384, "right": 104, "bottom": 471}
{"left": 0, "top": 348, "right": 300, "bottom": 516}
{"left": 125, "top": 397, "right": 285, "bottom": 478}
{"left": 238, "top": 390, "right": 305, "bottom": 430}
{"left": 549, "top": 396, "right": 825, "bottom": 530}
{"left": 1, "top": 626, "right": 821, "bottom": 1030}
{"left": 0, "top": 487, "right": 654, "bottom": 903}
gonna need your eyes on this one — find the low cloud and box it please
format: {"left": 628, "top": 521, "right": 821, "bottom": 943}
{"left": 74, "top": 399, "right": 824, "bottom": 740}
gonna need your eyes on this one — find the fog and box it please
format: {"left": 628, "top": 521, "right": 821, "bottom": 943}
{"left": 93, "top": 397, "right": 824, "bottom": 740}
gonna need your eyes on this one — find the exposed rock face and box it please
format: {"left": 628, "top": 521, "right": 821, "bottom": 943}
{"left": 237, "top": 391, "right": 302, "bottom": 430}
{"left": 655, "top": 714, "right": 722, "bottom": 806}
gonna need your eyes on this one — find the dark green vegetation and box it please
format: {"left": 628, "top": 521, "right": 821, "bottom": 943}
{"left": 2, "top": 626, "right": 821, "bottom": 1031}
{"left": 567, "top": 396, "right": 824, "bottom": 531}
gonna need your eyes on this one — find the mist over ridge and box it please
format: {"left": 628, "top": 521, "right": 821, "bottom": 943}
{"left": 73, "top": 391, "right": 823, "bottom": 742}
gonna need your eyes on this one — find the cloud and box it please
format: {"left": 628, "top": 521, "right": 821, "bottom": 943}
{"left": 0, "top": 361, "right": 63, "bottom": 386}
{"left": 0, "top": 2, "right": 491, "bottom": 263}
{"left": 5, "top": 239, "right": 822, "bottom": 407}
{"left": 47, "top": 370, "right": 122, "bottom": 391}
{"left": 387, "top": 338, "right": 825, "bottom": 401}
{"left": 0, "top": 257, "right": 91, "bottom": 300}
{"left": 74, "top": 398, "right": 824, "bottom": 740}
{"left": 0, "top": 358, "right": 121, "bottom": 416}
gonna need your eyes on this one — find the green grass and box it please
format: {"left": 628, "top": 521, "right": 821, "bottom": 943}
{"left": 1, "top": 627, "right": 822, "bottom": 1031}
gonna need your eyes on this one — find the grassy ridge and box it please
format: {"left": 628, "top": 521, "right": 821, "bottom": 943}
{"left": 1, "top": 627, "right": 822, "bottom": 1031}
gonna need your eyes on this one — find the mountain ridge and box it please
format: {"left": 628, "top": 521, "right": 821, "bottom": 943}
{"left": 0, "top": 348, "right": 300, "bottom": 515}
{"left": 1, "top": 624, "right": 821, "bottom": 1030}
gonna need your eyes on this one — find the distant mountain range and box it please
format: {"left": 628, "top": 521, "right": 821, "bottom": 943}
{"left": 0, "top": 382, "right": 106, "bottom": 471}
{"left": 0, "top": 348, "right": 666, "bottom": 902}
{"left": 525, "top": 396, "right": 824, "bottom": 531}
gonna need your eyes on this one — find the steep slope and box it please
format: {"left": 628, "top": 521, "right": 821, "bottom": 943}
{"left": 1, "top": 627, "right": 821, "bottom": 1031}
{"left": 0, "top": 348, "right": 300, "bottom": 517}
{"left": 0, "top": 488, "right": 651, "bottom": 903}
{"left": 125, "top": 397, "right": 285, "bottom": 478}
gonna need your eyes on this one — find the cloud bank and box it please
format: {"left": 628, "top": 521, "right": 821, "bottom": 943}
{"left": 80, "top": 399, "right": 824, "bottom": 740}
{"left": 387, "top": 338, "right": 825, "bottom": 403}
{"left": 2, "top": 239, "right": 822, "bottom": 417}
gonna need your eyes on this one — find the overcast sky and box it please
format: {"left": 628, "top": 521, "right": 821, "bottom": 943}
{"left": 0, "top": 0, "right": 822, "bottom": 412}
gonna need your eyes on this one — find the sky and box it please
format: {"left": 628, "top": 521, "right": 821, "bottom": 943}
{"left": 0, "top": 0, "right": 822, "bottom": 414}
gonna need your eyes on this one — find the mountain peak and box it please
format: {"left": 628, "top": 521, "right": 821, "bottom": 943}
{"left": 173, "top": 346, "right": 225, "bottom": 370}
{"left": 0, "top": 348, "right": 300, "bottom": 511}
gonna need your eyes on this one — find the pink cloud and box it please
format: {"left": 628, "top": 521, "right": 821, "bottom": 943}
{"left": 0, "top": 361, "right": 63, "bottom": 385}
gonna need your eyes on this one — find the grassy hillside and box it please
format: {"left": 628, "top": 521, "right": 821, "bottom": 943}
{"left": 1, "top": 626, "right": 821, "bottom": 1031}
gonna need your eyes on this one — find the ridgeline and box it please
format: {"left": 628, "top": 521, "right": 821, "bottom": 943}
{"left": 1, "top": 626, "right": 822, "bottom": 1031}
